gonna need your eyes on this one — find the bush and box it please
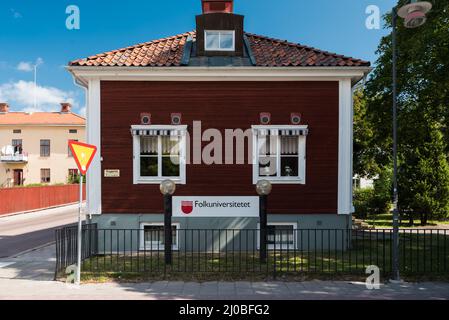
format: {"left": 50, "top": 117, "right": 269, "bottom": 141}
{"left": 353, "top": 188, "right": 374, "bottom": 219}
{"left": 353, "top": 169, "right": 392, "bottom": 219}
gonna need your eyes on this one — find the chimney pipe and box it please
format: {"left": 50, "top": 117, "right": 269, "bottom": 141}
{"left": 202, "top": 0, "right": 233, "bottom": 14}
{"left": 60, "top": 102, "right": 72, "bottom": 113}
{"left": 0, "top": 103, "right": 9, "bottom": 113}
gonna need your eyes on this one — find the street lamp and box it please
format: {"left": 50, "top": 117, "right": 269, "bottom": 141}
{"left": 160, "top": 179, "right": 176, "bottom": 265}
{"left": 391, "top": 0, "right": 432, "bottom": 282}
{"left": 256, "top": 180, "right": 272, "bottom": 263}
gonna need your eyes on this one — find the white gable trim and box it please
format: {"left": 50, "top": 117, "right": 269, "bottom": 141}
{"left": 68, "top": 66, "right": 370, "bottom": 83}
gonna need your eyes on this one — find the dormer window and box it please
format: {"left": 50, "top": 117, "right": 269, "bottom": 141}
{"left": 205, "top": 30, "right": 235, "bottom": 51}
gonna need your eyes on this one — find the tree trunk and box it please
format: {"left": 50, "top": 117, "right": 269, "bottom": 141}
{"left": 408, "top": 212, "right": 414, "bottom": 226}
{"left": 421, "top": 213, "right": 428, "bottom": 226}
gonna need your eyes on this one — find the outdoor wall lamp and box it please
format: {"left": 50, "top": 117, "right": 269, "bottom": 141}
{"left": 391, "top": 0, "right": 432, "bottom": 282}
{"left": 256, "top": 180, "right": 272, "bottom": 263}
{"left": 160, "top": 179, "right": 176, "bottom": 265}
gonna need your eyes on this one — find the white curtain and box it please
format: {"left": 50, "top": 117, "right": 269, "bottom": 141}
{"left": 281, "top": 136, "right": 298, "bottom": 155}
{"left": 141, "top": 136, "right": 158, "bottom": 154}
{"left": 162, "top": 136, "right": 180, "bottom": 155}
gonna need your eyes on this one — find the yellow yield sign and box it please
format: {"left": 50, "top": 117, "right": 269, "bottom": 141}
{"left": 68, "top": 141, "right": 97, "bottom": 175}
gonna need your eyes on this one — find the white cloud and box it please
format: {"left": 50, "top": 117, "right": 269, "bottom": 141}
{"left": 17, "top": 58, "right": 44, "bottom": 72}
{"left": 0, "top": 80, "right": 78, "bottom": 113}
{"left": 17, "top": 62, "right": 33, "bottom": 72}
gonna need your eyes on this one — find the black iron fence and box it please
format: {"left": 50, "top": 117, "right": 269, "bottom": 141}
{"left": 55, "top": 227, "right": 449, "bottom": 280}
{"left": 54, "top": 224, "right": 98, "bottom": 280}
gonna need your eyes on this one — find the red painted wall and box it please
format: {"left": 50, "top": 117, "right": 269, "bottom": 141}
{"left": 101, "top": 81, "right": 339, "bottom": 215}
{"left": 0, "top": 184, "right": 86, "bottom": 215}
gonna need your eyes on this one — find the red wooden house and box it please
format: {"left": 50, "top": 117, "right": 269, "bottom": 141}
{"left": 68, "top": 0, "right": 370, "bottom": 250}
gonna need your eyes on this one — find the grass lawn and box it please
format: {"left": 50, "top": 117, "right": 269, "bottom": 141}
{"left": 73, "top": 233, "right": 449, "bottom": 283}
{"left": 363, "top": 213, "right": 449, "bottom": 228}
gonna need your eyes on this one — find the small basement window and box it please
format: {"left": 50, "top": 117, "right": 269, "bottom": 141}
{"left": 252, "top": 126, "right": 308, "bottom": 184}
{"left": 140, "top": 223, "right": 180, "bottom": 251}
{"left": 132, "top": 125, "right": 187, "bottom": 184}
{"left": 205, "top": 30, "right": 235, "bottom": 51}
{"left": 257, "top": 223, "right": 298, "bottom": 250}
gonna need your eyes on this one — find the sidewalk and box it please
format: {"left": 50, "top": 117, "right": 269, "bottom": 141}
{"left": 1, "top": 244, "right": 449, "bottom": 300}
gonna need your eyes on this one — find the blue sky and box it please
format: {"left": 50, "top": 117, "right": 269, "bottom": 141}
{"left": 0, "top": 0, "right": 396, "bottom": 115}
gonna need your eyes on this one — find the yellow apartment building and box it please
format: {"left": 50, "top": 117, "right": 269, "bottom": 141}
{"left": 0, "top": 102, "right": 86, "bottom": 187}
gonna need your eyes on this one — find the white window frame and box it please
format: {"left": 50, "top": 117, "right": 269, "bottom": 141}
{"left": 252, "top": 125, "right": 308, "bottom": 185}
{"left": 139, "top": 222, "right": 180, "bottom": 251}
{"left": 132, "top": 125, "right": 187, "bottom": 185}
{"left": 204, "top": 30, "right": 235, "bottom": 51}
{"left": 257, "top": 222, "right": 298, "bottom": 250}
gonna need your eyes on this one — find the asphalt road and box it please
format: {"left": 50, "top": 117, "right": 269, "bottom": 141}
{"left": 0, "top": 205, "right": 83, "bottom": 258}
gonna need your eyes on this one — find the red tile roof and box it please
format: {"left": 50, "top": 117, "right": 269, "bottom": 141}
{"left": 0, "top": 112, "right": 86, "bottom": 126}
{"left": 69, "top": 31, "right": 370, "bottom": 68}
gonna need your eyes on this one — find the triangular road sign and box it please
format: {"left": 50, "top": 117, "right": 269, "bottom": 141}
{"left": 69, "top": 141, "right": 97, "bottom": 175}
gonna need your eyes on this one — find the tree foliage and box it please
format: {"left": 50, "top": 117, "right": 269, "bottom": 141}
{"left": 357, "top": 0, "right": 449, "bottom": 223}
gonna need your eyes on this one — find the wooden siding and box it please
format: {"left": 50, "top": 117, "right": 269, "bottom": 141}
{"left": 101, "top": 81, "right": 339, "bottom": 215}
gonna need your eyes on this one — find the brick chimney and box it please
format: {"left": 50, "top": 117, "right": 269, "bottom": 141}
{"left": 202, "top": 0, "right": 233, "bottom": 14}
{"left": 0, "top": 103, "right": 9, "bottom": 113}
{"left": 60, "top": 102, "right": 72, "bottom": 113}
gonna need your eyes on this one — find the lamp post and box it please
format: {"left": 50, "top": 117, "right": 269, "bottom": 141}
{"left": 160, "top": 179, "right": 176, "bottom": 265}
{"left": 391, "top": 0, "right": 432, "bottom": 282}
{"left": 256, "top": 180, "right": 272, "bottom": 263}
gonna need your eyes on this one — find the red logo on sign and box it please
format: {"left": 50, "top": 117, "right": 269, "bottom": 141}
{"left": 181, "top": 201, "right": 193, "bottom": 214}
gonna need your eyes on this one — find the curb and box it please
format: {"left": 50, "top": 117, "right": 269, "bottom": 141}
{"left": 0, "top": 203, "right": 84, "bottom": 219}
{"left": 9, "top": 241, "right": 56, "bottom": 259}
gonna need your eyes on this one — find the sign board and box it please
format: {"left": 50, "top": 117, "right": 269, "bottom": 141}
{"left": 173, "top": 197, "right": 259, "bottom": 218}
{"left": 104, "top": 169, "right": 120, "bottom": 178}
{"left": 68, "top": 141, "right": 97, "bottom": 175}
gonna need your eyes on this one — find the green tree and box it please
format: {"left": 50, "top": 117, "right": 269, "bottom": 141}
{"left": 353, "top": 87, "right": 378, "bottom": 177}
{"left": 360, "top": 1, "right": 449, "bottom": 224}
{"left": 398, "top": 119, "right": 449, "bottom": 225}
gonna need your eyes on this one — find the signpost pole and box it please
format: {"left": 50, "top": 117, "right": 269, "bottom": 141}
{"left": 76, "top": 174, "right": 83, "bottom": 285}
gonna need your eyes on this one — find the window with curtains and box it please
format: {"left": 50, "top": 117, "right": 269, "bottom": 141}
{"left": 40, "top": 139, "right": 50, "bottom": 157}
{"left": 132, "top": 125, "right": 187, "bottom": 184}
{"left": 252, "top": 126, "right": 308, "bottom": 184}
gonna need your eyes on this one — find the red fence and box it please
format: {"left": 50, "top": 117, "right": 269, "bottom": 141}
{"left": 0, "top": 184, "right": 86, "bottom": 216}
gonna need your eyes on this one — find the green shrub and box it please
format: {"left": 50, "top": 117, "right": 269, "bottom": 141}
{"left": 353, "top": 188, "right": 375, "bottom": 219}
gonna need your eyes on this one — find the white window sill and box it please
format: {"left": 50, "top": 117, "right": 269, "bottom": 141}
{"left": 134, "top": 178, "right": 185, "bottom": 185}
{"left": 254, "top": 178, "right": 305, "bottom": 185}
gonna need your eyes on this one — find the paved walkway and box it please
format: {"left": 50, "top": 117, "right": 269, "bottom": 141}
{"left": 1, "top": 244, "right": 449, "bottom": 300}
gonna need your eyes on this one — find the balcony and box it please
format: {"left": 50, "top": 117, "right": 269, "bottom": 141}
{"left": 0, "top": 152, "right": 28, "bottom": 163}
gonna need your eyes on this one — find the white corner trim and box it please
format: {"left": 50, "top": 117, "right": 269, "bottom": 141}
{"left": 338, "top": 79, "right": 353, "bottom": 215}
{"left": 86, "top": 78, "right": 102, "bottom": 215}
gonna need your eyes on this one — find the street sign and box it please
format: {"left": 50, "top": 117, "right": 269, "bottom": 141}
{"left": 68, "top": 140, "right": 97, "bottom": 286}
{"left": 68, "top": 141, "right": 97, "bottom": 175}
